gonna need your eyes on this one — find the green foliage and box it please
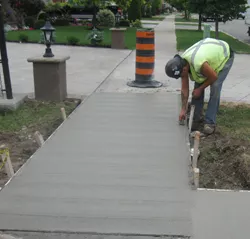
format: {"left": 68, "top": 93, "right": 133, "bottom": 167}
{"left": 202, "top": 0, "right": 247, "bottom": 36}
{"left": 128, "top": 0, "right": 142, "bottom": 21}
{"left": 69, "top": 0, "right": 102, "bottom": 8}
{"left": 10, "top": 0, "right": 45, "bottom": 17}
{"left": 114, "top": 0, "right": 133, "bottom": 11}
{"left": 204, "top": 0, "right": 248, "bottom": 22}
{"left": 151, "top": 0, "right": 161, "bottom": 15}
{"left": 119, "top": 19, "right": 130, "bottom": 27}
{"left": 53, "top": 17, "right": 70, "bottom": 26}
{"left": 131, "top": 19, "right": 142, "bottom": 28}
{"left": 146, "top": 6, "right": 152, "bottom": 17}
{"left": 169, "top": 0, "right": 191, "bottom": 19}
{"left": 37, "top": 11, "right": 47, "bottom": 20}
{"left": 141, "top": 2, "right": 153, "bottom": 18}
{"left": 87, "top": 29, "right": 104, "bottom": 45}
{"left": 24, "top": 16, "right": 35, "bottom": 28}
{"left": 67, "top": 36, "right": 80, "bottom": 45}
{"left": 189, "top": 0, "right": 206, "bottom": 13}
{"left": 34, "top": 19, "right": 46, "bottom": 30}
{"left": 6, "top": 26, "right": 138, "bottom": 49}
{"left": 45, "top": 2, "right": 68, "bottom": 13}
{"left": 96, "top": 9, "right": 115, "bottom": 27}
{"left": 18, "top": 33, "right": 29, "bottom": 42}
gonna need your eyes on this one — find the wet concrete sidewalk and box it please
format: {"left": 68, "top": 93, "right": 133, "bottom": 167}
{"left": 1, "top": 15, "right": 250, "bottom": 239}
{"left": 0, "top": 92, "right": 193, "bottom": 236}
{"left": 0, "top": 16, "right": 193, "bottom": 238}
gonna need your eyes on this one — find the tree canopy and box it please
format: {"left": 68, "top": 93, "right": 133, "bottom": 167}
{"left": 170, "top": 0, "right": 248, "bottom": 38}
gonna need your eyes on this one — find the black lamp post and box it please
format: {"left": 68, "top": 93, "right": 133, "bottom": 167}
{"left": 41, "top": 21, "right": 55, "bottom": 58}
{"left": 115, "top": 12, "right": 121, "bottom": 27}
{"left": 0, "top": 4, "right": 13, "bottom": 99}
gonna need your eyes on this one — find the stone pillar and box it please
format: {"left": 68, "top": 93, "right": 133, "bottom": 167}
{"left": 27, "top": 56, "right": 70, "bottom": 101}
{"left": 109, "top": 28, "right": 127, "bottom": 49}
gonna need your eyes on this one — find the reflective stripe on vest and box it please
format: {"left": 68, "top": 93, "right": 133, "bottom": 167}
{"left": 184, "top": 39, "right": 229, "bottom": 67}
{"left": 182, "top": 38, "right": 230, "bottom": 83}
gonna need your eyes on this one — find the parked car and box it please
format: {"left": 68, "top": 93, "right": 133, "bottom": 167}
{"left": 237, "top": 12, "right": 245, "bottom": 19}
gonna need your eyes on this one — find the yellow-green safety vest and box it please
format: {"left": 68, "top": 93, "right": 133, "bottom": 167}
{"left": 181, "top": 38, "right": 230, "bottom": 84}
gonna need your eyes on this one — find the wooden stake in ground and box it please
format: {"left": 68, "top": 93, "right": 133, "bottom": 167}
{"left": 61, "top": 107, "right": 67, "bottom": 121}
{"left": 0, "top": 145, "right": 14, "bottom": 179}
{"left": 189, "top": 105, "right": 195, "bottom": 133}
{"left": 192, "top": 131, "right": 200, "bottom": 168}
{"left": 34, "top": 131, "right": 45, "bottom": 147}
{"left": 193, "top": 167, "right": 200, "bottom": 189}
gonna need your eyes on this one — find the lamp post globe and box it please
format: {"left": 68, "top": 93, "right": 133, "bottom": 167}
{"left": 115, "top": 12, "right": 121, "bottom": 26}
{"left": 41, "top": 21, "right": 55, "bottom": 58}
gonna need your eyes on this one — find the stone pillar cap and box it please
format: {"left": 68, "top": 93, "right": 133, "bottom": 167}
{"left": 27, "top": 55, "right": 70, "bottom": 63}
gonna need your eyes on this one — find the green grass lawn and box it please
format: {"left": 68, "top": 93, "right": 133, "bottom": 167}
{"left": 176, "top": 29, "right": 250, "bottom": 54}
{"left": 175, "top": 17, "right": 198, "bottom": 23}
{"left": 0, "top": 100, "right": 78, "bottom": 132}
{"left": 6, "top": 26, "right": 137, "bottom": 50}
{"left": 217, "top": 104, "right": 250, "bottom": 141}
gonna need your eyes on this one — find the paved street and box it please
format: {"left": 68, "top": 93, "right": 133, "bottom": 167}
{"left": 209, "top": 19, "right": 250, "bottom": 43}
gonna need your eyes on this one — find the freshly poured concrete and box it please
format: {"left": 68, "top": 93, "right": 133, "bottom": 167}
{"left": 193, "top": 190, "right": 250, "bottom": 239}
{"left": 0, "top": 92, "right": 193, "bottom": 237}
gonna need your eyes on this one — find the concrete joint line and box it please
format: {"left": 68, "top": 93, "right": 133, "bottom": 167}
{"left": 0, "top": 230, "right": 191, "bottom": 238}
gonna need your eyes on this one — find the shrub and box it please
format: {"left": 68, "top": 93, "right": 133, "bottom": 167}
{"left": 24, "top": 16, "right": 35, "bottom": 28}
{"left": 151, "top": 0, "right": 161, "bottom": 16}
{"left": 34, "top": 19, "right": 45, "bottom": 29}
{"left": 37, "top": 11, "right": 47, "bottom": 20}
{"left": 128, "top": 0, "right": 142, "bottom": 21}
{"left": 96, "top": 9, "right": 115, "bottom": 27}
{"left": 10, "top": 0, "right": 45, "bottom": 18}
{"left": 53, "top": 17, "right": 70, "bottom": 26}
{"left": 146, "top": 5, "right": 152, "bottom": 18}
{"left": 18, "top": 33, "right": 29, "bottom": 43}
{"left": 87, "top": 29, "right": 104, "bottom": 46}
{"left": 67, "top": 36, "right": 80, "bottom": 46}
{"left": 131, "top": 19, "right": 142, "bottom": 28}
{"left": 119, "top": 19, "right": 130, "bottom": 27}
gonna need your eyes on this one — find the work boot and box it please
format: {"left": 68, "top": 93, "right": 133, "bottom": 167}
{"left": 204, "top": 124, "right": 215, "bottom": 135}
{"left": 191, "top": 116, "right": 204, "bottom": 131}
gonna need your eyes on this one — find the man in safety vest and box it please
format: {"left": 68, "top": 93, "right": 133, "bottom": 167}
{"left": 165, "top": 38, "right": 234, "bottom": 134}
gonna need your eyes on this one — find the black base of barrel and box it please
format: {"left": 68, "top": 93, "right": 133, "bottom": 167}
{"left": 127, "top": 80, "right": 163, "bottom": 88}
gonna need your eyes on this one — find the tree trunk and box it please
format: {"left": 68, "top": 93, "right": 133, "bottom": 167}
{"left": 198, "top": 12, "right": 202, "bottom": 31}
{"left": 215, "top": 16, "right": 219, "bottom": 39}
{"left": 91, "top": 5, "right": 99, "bottom": 30}
{"left": 92, "top": 5, "right": 97, "bottom": 27}
{"left": 184, "top": 9, "right": 188, "bottom": 20}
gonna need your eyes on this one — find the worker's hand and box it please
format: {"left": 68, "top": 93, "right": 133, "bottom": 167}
{"left": 192, "top": 88, "right": 203, "bottom": 99}
{"left": 179, "top": 109, "right": 186, "bottom": 121}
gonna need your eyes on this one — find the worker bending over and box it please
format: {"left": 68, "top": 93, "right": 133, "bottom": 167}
{"left": 165, "top": 38, "right": 234, "bottom": 134}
